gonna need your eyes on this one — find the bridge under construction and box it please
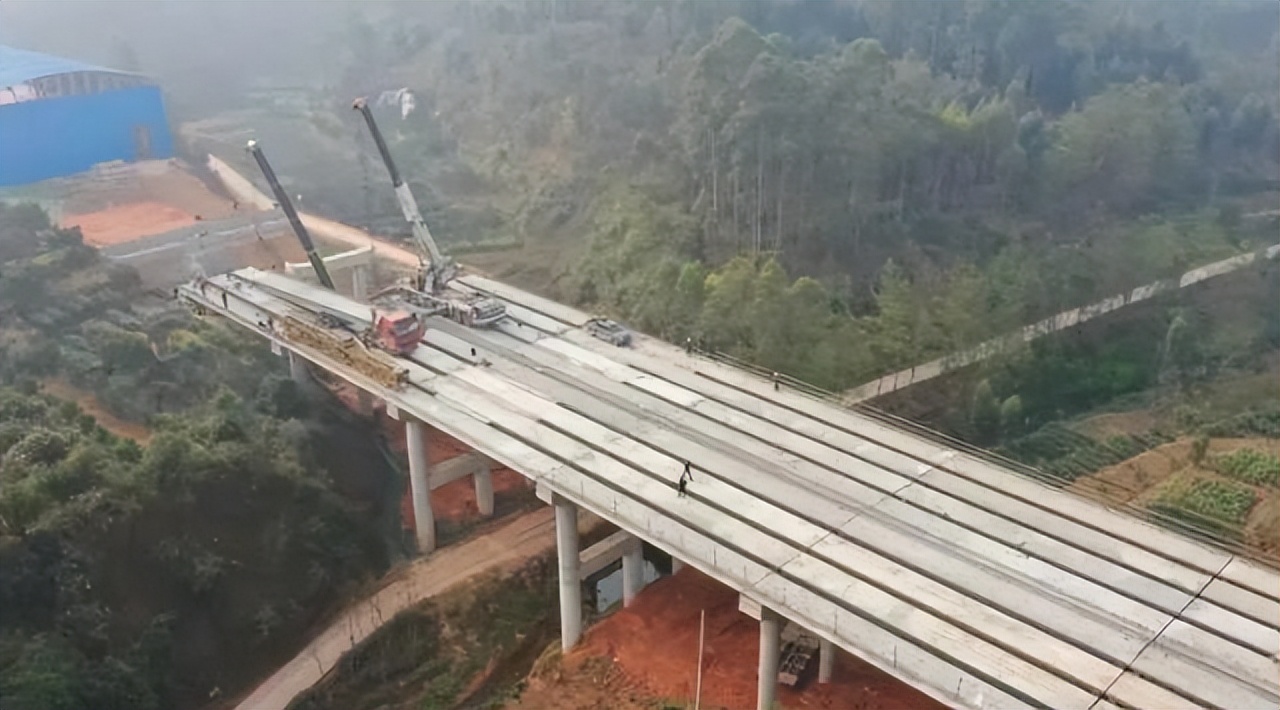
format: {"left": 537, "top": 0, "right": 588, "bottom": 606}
{"left": 177, "top": 263, "right": 1280, "bottom": 710}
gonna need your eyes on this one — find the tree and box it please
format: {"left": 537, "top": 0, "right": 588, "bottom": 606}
{"left": 869, "top": 260, "right": 926, "bottom": 368}
{"left": 971, "top": 379, "right": 1001, "bottom": 443}
{"left": 999, "top": 394, "right": 1025, "bottom": 437}
{"left": 1048, "top": 81, "right": 1196, "bottom": 213}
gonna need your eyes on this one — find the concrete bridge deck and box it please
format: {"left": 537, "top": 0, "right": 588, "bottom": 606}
{"left": 179, "top": 267, "right": 1280, "bottom": 710}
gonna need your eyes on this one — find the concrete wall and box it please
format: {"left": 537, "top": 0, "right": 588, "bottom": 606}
{"left": 0, "top": 85, "right": 174, "bottom": 186}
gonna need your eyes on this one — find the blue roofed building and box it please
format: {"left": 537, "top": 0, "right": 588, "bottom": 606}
{"left": 0, "top": 45, "right": 174, "bottom": 187}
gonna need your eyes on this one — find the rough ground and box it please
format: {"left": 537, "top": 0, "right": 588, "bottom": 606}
{"left": 62, "top": 200, "right": 203, "bottom": 246}
{"left": 512, "top": 568, "right": 948, "bottom": 710}
{"left": 57, "top": 161, "right": 244, "bottom": 244}
{"left": 230, "top": 507, "right": 592, "bottom": 710}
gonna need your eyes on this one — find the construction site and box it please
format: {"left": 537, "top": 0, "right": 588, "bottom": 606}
{"left": 3, "top": 10, "right": 1278, "bottom": 709}
{"left": 5, "top": 144, "right": 929, "bottom": 709}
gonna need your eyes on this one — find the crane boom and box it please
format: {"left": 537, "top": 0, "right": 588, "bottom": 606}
{"left": 246, "top": 139, "right": 336, "bottom": 290}
{"left": 352, "top": 97, "right": 454, "bottom": 292}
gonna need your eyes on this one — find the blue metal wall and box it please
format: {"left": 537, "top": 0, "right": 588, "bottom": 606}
{"left": 0, "top": 85, "right": 174, "bottom": 187}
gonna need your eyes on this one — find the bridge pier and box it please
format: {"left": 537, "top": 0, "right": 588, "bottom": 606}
{"left": 355, "top": 389, "right": 373, "bottom": 416}
{"left": 818, "top": 637, "right": 834, "bottom": 684}
{"left": 287, "top": 350, "right": 308, "bottom": 384}
{"left": 621, "top": 539, "right": 644, "bottom": 607}
{"left": 757, "top": 607, "right": 781, "bottom": 710}
{"left": 740, "top": 595, "right": 780, "bottom": 710}
{"left": 351, "top": 264, "right": 369, "bottom": 301}
{"left": 405, "top": 419, "right": 436, "bottom": 554}
{"left": 554, "top": 495, "right": 582, "bottom": 650}
{"left": 671, "top": 557, "right": 685, "bottom": 573}
{"left": 473, "top": 461, "right": 494, "bottom": 517}
{"left": 578, "top": 530, "right": 647, "bottom": 608}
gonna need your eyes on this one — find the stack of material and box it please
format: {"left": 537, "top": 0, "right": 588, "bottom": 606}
{"left": 778, "top": 622, "right": 821, "bottom": 686}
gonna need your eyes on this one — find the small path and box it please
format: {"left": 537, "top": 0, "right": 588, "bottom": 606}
{"left": 233, "top": 507, "right": 572, "bottom": 710}
{"left": 40, "top": 379, "right": 151, "bottom": 443}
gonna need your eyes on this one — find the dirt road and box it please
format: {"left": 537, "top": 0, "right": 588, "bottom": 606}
{"left": 233, "top": 507, "right": 572, "bottom": 710}
{"left": 206, "top": 154, "right": 420, "bottom": 269}
{"left": 40, "top": 379, "right": 151, "bottom": 443}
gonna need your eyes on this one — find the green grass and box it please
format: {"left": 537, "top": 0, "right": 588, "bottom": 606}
{"left": 1211, "top": 448, "right": 1280, "bottom": 486}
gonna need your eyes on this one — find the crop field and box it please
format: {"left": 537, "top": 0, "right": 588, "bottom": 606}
{"left": 1151, "top": 476, "right": 1260, "bottom": 538}
{"left": 1212, "top": 448, "right": 1280, "bottom": 486}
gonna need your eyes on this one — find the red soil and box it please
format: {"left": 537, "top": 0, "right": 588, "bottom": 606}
{"left": 575, "top": 568, "right": 948, "bottom": 710}
{"left": 62, "top": 201, "right": 201, "bottom": 246}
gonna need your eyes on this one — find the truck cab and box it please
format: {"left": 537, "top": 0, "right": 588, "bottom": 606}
{"left": 371, "top": 309, "right": 425, "bottom": 355}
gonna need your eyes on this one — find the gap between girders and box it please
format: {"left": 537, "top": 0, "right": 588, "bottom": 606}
{"left": 1092, "top": 556, "right": 1234, "bottom": 710}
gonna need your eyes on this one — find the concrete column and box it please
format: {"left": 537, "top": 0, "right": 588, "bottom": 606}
{"left": 473, "top": 462, "right": 494, "bottom": 517}
{"left": 671, "top": 558, "right": 685, "bottom": 574}
{"left": 554, "top": 496, "right": 582, "bottom": 651}
{"left": 351, "top": 265, "right": 369, "bottom": 301}
{"left": 621, "top": 541, "right": 644, "bottom": 607}
{"left": 405, "top": 420, "right": 435, "bottom": 553}
{"left": 818, "top": 637, "right": 834, "bottom": 684}
{"left": 355, "top": 389, "right": 373, "bottom": 416}
{"left": 757, "top": 608, "right": 780, "bottom": 710}
{"left": 287, "top": 351, "right": 308, "bottom": 384}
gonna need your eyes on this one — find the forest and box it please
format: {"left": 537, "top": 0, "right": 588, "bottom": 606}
{"left": 294, "top": 0, "right": 1279, "bottom": 395}
{"left": 0, "top": 204, "right": 400, "bottom": 709}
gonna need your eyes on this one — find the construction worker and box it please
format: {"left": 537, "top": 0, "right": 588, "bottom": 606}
{"left": 221, "top": 292, "right": 229, "bottom": 309}
{"left": 678, "top": 461, "right": 693, "bottom": 497}
{"left": 685, "top": 336, "right": 692, "bottom": 355}
{"left": 772, "top": 371, "right": 779, "bottom": 391}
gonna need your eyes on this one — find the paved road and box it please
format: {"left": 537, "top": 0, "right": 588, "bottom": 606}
{"left": 232, "top": 508, "right": 583, "bottom": 710}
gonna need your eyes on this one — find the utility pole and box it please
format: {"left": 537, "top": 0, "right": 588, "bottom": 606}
{"left": 695, "top": 608, "right": 706, "bottom": 710}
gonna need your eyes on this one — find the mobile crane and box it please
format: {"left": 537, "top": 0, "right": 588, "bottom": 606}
{"left": 242, "top": 139, "right": 424, "bottom": 369}
{"left": 352, "top": 97, "right": 506, "bottom": 328}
